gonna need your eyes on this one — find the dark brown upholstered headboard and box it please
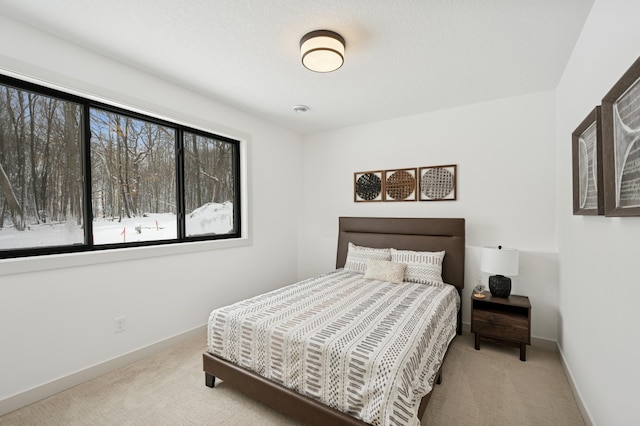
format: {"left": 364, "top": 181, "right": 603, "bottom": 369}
{"left": 336, "top": 217, "right": 466, "bottom": 290}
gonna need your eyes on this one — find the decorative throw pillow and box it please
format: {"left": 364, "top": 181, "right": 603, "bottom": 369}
{"left": 344, "top": 242, "right": 391, "bottom": 274}
{"left": 364, "top": 259, "right": 407, "bottom": 284}
{"left": 390, "top": 248, "right": 445, "bottom": 286}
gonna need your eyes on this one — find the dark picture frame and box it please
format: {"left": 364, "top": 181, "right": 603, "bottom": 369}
{"left": 602, "top": 56, "right": 640, "bottom": 216}
{"left": 572, "top": 106, "right": 604, "bottom": 215}
{"left": 418, "top": 164, "right": 457, "bottom": 201}
{"left": 383, "top": 168, "right": 417, "bottom": 201}
{"left": 354, "top": 170, "right": 384, "bottom": 202}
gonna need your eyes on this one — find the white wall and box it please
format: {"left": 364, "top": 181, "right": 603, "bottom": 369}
{"left": 556, "top": 1, "right": 640, "bottom": 425}
{"left": 0, "top": 15, "right": 302, "bottom": 408}
{"left": 300, "top": 90, "right": 559, "bottom": 342}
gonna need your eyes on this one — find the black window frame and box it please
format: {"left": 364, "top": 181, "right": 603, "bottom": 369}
{"left": 0, "top": 73, "right": 242, "bottom": 259}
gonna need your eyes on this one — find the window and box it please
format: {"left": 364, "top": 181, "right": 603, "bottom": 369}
{"left": 183, "top": 131, "right": 238, "bottom": 238}
{"left": 90, "top": 108, "right": 177, "bottom": 244}
{"left": 0, "top": 82, "right": 84, "bottom": 250}
{"left": 0, "top": 75, "right": 241, "bottom": 258}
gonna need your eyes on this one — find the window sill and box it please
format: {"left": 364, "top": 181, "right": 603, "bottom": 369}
{"left": 0, "top": 237, "right": 251, "bottom": 277}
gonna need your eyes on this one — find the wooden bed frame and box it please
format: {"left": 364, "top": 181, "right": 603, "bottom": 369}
{"left": 203, "top": 217, "right": 465, "bottom": 425}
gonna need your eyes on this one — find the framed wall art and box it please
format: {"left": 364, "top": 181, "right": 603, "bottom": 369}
{"left": 602, "top": 56, "right": 640, "bottom": 216}
{"left": 354, "top": 170, "right": 383, "bottom": 202}
{"left": 419, "top": 164, "right": 457, "bottom": 201}
{"left": 572, "top": 106, "right": 604, "bottom": 215}
{"left": 384, "top": 168, "right": 417, "bottom": 201}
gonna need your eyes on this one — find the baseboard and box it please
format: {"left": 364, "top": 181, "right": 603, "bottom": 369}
{"left": 557, "top": 344, "right": 595, "bottom": 426}
{"left": 0, "top": 324, "right": 206, "bottom": 417}
{"left": 531, "top": 335, "right": 557, "bottom": 351}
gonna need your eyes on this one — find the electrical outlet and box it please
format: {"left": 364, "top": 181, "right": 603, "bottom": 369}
{"left": 114, "top": 317, "right": 126, "bottom": 333}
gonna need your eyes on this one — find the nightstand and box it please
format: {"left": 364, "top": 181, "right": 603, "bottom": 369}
{"left": 471, "top": 292, "right": 531, "bottom": 361}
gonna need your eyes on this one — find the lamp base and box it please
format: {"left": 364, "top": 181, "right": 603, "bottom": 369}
{"left": 489, "top": 275, "right": 511, "bottom": 298}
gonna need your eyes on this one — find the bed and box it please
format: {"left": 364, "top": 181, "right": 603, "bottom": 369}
{"left": 203, "top": 217, "right": 465, "bottom": 425}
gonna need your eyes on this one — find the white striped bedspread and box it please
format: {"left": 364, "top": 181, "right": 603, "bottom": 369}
{"left": 207, "top": 269, "right": 460, "bottom": 426}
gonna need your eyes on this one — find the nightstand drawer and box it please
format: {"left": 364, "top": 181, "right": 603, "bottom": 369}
{"left": 472, "top": 310, "right": 529, "bottom": 342}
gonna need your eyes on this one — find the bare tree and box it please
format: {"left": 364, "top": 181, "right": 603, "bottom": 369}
{"left": 0, "top": 161, "right": 22, "bottom": 225}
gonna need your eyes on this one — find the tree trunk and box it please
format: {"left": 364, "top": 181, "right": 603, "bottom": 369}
{"left": 4, "top": 88, "right": 26, "bottom": 230}
{"left": 0, "top": 161, "right": 23, "bottom": 226}
{"left": 28, "top": 94, "right": 41, "bottom": 223}
{"left": 192, "top": 135, "right": 202, "bottom": 208}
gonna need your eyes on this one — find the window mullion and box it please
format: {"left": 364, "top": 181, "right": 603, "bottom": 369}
{"left": 83, "top": 103, "right": 95, "bottom": 246}
{"left": 176, "top": 128, "right": 186, "bottom": 240}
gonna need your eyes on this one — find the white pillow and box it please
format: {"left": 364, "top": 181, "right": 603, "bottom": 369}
{"left": 364, "top": 259, "right": 407, "bottom": 284}
{"left": 390, "top": 248, "right": 445, "bottom": 286}
{"left": 344, "top": 242, "right": 391, "bottom": 274}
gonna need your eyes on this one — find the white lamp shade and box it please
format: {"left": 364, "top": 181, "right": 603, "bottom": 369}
{"left": 300, "top": 30, "right": 345, "bottom": 73}
{"left": 481, "top": 247, "right": 519, "bottom": 276}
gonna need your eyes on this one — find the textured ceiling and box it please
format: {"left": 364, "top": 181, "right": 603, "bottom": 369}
{"left": 0, "top": 0, "right": 594, "bottom": 135}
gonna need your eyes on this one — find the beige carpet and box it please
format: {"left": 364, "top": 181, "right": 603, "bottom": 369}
{"left": 0, "top": 331, "right": 585, "bottom": 425}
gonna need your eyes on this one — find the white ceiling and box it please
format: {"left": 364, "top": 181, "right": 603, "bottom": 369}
{"left": 0, "top": 0, "right": 594, "bottom": 135}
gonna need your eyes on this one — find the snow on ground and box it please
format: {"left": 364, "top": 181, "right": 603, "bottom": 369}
{"left": 93, "top": 213, "right": 177, "bottom": 244}
{"left": 185, "top": 201, "right": 233, "bottom": 237}
{"left": 0, "top": 219, "right": 84, "bottom": 249}
{"left": 0, "top": 202, "right": 233, "bottom": 249}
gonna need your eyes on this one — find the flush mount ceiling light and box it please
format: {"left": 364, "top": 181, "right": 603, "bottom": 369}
{"left": 300, "top": 30, "right": 345, "bottom": 73}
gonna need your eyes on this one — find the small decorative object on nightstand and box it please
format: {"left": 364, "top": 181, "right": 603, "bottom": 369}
{"left": 481, "top": 246, "right": 519, "bottom": 298}
{"left": 471, "top": 292, "right": 531, "bottom": 361}
{"left": 473, "top": 283, "right": 486, "bottom": 298}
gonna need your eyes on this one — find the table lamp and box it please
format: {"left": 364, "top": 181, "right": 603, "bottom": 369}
{"left": 481, "top": 246, "right": 519, "bottom": 298}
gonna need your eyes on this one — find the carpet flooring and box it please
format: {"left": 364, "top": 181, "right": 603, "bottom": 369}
{"left": 0, "top": 330, "right": 585, "bottom": 425}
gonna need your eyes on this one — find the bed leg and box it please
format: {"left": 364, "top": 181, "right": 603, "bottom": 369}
{"left": 205, "top": 373, "right": 216, "bottom": 388}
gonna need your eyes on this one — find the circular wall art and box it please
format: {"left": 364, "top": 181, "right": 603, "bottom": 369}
{"left": 354, "top": 171, "right": 383, "bottom": 201}
{"left": 419, "top": 165, "right": 457, "bottom": 201}
{"left": 385, "top": 168, "right": 416, "bottom": 201}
